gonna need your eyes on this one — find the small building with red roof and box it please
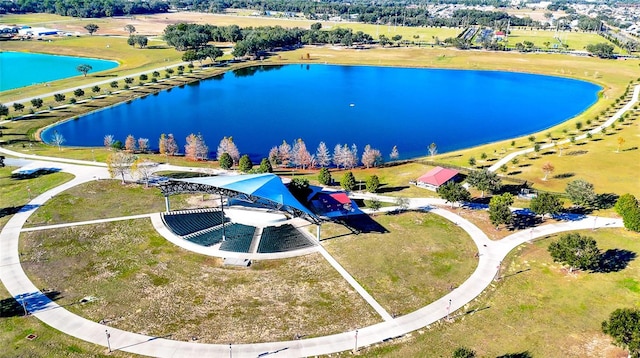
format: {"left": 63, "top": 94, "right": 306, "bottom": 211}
{"left": 310, "top": 191, "right": 361, "bottom": 218}
{"left": 415, "top": 166, "right": 459, "bottom": 191}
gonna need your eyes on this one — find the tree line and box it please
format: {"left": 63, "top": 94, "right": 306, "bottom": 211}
{"left": 169, "top": 0, "right": 510, "bottom": 27}
{"left": 1, "top": 0, "right": 169, "bottom": 17}
{"left": 164, "top": 23, "right": 374, "bottom": 58}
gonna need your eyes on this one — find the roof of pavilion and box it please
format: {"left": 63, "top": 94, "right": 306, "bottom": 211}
{"left": 158, "top": 173, "right": 320, "bottom": 224}
{"left": 417, "top": 166, "right": 459, "bottom": 187}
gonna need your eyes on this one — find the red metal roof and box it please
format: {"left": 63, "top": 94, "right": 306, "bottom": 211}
{"left": 329, "top": 192, "right": 351, "bottom": 204}
{"left": 417, "top": 167, "right": 459, "bottom": 187}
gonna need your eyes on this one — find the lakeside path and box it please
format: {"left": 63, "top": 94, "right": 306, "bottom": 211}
{"left": 488, "top": 84, "right": 640, "bottom": 173}
{"left": 0, "top": 148, "right": 624, "bottom": 357}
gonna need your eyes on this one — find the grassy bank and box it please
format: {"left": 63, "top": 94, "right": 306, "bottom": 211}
{"left": 359, "top": 228, "right": 640, "bottom": 357}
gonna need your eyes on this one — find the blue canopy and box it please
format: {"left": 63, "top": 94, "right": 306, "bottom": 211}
{"left": 173, "top": 173, "right": 319, "bottom": 222}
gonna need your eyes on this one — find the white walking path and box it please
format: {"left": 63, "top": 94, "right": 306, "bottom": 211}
{"left": 0, "top": 151, "right": 625, "bottom": 357}
{"left": 489, "top": 84, "right": 640, "bottom": 172}
{"left": 317, "top": 245, "right": 394, "bottom": 322}
{"left": 20, "top": 213, "right": 154, "bottom": 232}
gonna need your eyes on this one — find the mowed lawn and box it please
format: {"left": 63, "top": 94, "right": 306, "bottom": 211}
{"left": 507, "top": 28, "right": 624, "bottom": 52}
{"left": 19, "top": 219, "right": 380, "bottom": 343}
{"left": 0, "top": 283, "right": 131, "bottom": 357}
{"left": 321, "top": 211, "right": 478, "bottom": 315}
{"left": 363, "top": 228, "right": 640, "bottom": 357}
{"left": 23, "top": 179, "right": 205, "bottom": 227}
{"left": 0, "top": 165, "right": 74, "bottom": 229}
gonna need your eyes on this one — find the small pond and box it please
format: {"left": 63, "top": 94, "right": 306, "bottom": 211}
{"left": 0, "top": 51, "right": 119, "bottom": 91}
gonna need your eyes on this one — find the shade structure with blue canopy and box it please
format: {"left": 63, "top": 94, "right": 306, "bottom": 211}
{"left": 158, "top": 173, "right": 320, "bottom": 224}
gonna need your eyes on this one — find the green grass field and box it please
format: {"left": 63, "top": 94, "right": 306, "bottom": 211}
{"left": 506, "top": 28, "right": 625, "bottom": 52}
{"left": 322, "top": 211, "right": 477, "bottom": 316}
{"left": 360, "top": 228, "right": 640, "bottom": 357}
{"left": 0, "top": 165, "right": 75, "bottom": 228}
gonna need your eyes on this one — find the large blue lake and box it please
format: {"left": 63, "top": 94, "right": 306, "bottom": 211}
{"left": 0, "top": 52, "right": 119, "bottom": 91}
{"left": 44, "top": 65, "right": 601, "bottom": 161}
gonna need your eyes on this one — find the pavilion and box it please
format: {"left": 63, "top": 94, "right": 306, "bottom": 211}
{"left": 415, "top": 166, "right": 459, "bottom": 191}
{"left": 158, "top": 173, "right": 322, "bottom": 239}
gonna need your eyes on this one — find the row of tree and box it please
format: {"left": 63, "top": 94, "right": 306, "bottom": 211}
{"left": 1, "top": 0, "right": 169, "bottom": 17}
{"left": 268, "top": 140, "right": 393, "bottom": 170}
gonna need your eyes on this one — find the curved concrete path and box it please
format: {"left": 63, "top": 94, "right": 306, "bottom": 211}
{"left": 489, "top": 84, "right": 640, "bottom": 172}
{"left": 0, "top": 151, "right": 624, "bottom": 357}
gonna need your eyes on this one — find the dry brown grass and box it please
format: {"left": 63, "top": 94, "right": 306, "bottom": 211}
{"left": 20, "top": 220, "right": 379, "bottom": 344}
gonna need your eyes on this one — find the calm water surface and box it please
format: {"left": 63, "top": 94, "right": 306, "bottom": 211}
{"left": 43, "top": 65, "right": 601, "bottom": 161}
{"left": 0, "top": 51, "right": 119, "bottom": 91}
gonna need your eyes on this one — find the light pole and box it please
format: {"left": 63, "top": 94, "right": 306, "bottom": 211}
{"left": 353, "top": 329, "right": 359, "bottom": 353}
{"left": 21, "top": 298, "right": 28, "bottom": 316}
{"left": 105, "top": 329, "right": 112, "bottom": 353}
{"left": 446, "top": 299, "right": 452, "bottom": 321}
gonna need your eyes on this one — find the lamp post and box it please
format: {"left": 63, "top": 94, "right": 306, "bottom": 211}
{"left": 353, "top": 329, "right": 358, "bottom": 353}
{"left": 21, "top": 298, "right": 28, "bottom": 316}
{"left": 105, "top": 330, "right": 112, "bottom": 353}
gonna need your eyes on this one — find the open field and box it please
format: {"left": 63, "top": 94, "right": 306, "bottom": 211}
{"left": 20, "top": 218, "right": 380, "bottom": 343}
{"left": 507, "top": 28, "right": 625, "bottom": 52}
{"left": 321, "top": 211, "right": 477, "bottom": 316}
{"left": 358, "top": 228, "right": 640, "bottom": 357}
{"left": 0, "top": 165, "right": 74, "bottom": 229}
{"left": 0, "top": 283, "right": 132, "bottom": 357}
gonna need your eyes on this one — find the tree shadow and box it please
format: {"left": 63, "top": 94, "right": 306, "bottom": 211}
{"left": 377, "top": 185, "right": 409, "bottom": 194}
{"left": 623, "top": 146, "right": 638, "bottom": 152}
{"left": 597, "top": 249, "right": 636, "bottom": 273}
{"left": 1, "top": 291, "right": 62, "bottom": 317}
{"left": 518, "top": 163, "right": 532, "bottom": 168}
{"left": 11, "top": 168, "right": 61, "bottom": 179}
{"left": 497, "top": 352, "right": 533, "bottom": 358}
{"left": 507, "top": 170, "right": 522, "bottom": 176}
{"left": 497, "top": 183, "right": 528, "bottom": 196}
{"left": 0, "top": 204, "right": 41, "bottom": 219}
{"left": 595, "top": 193, "right": 619, "bottom": 209}
{"left": 510, "top": 211, "right": 542, "bottom": 230}
{"left": 553, "top": 172, "right": 574, "bottom": 179}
